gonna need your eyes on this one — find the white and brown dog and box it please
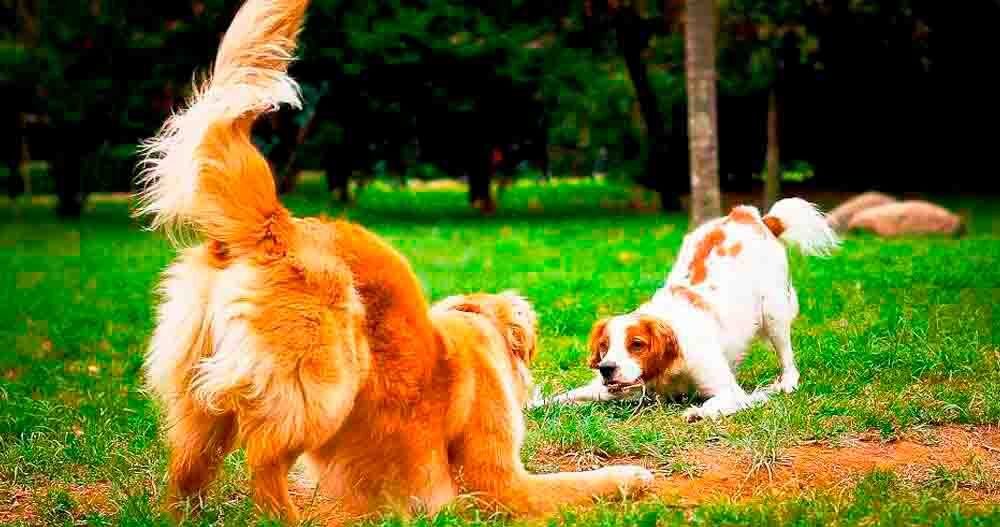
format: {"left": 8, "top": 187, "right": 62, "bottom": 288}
{"left": 535, "top": 199, "right": 838, "bottom": 421}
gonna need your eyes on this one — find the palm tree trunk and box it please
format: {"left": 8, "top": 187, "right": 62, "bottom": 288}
{"left": 763, "top": 88, "right": 780, "bottom": 209}
{"left": 683, "top": 0, "right": 721, "bottom": 227}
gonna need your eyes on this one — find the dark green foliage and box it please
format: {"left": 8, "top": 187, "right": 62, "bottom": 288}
{"left": 7, "top": 1, "right": 1000, "bottom": 214}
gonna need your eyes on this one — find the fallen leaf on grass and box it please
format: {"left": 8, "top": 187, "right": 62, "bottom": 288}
{"left": 617, "top": 251, "right": 638, "bottom": 264}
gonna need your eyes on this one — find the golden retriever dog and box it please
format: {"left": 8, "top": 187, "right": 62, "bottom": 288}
{"left": 298, "top": 292, "right": 653, "bottom": 520}
{"left": 135, "top": 0, "right": 652, "bottom": 522}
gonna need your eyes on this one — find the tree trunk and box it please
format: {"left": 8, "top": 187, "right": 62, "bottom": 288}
{"left": 4, "top": 85, "right": 25, "bottom": 198}
{"left": 10, "top": 0, "right": 37, "bottom": 199}
{"left": 469, "top": 170, "right": 495, "bottom": 214}
{"left": 683, "top": 0, "right": 721, "bottom": 227}
{"left": 6, "top": 144, "right": 25, "bottom": 199}
{"left": 269, "top": 111, "right": 300, "bottom": 195}
{"left": 468, "top": 143, "right": 495, "bottom": 214}
{"left": 52, "top": 123, "right": 90, "bottom": 218}
{"left": 763, "top": 88, "right": 780, "bottom": 210}
{"left": 275, "top": 123, "right": 308, "bottom": 195}
{"left": 615, "top": 5, "right": 682, "bottom": 211}
{"left": 53, "top": 154, "right": 84, "bottom": 218}
{"left": 324, "top": 148, "right": 352, "bottom": 203}
{"left": 16, "top": 0, "right": 40, "bottom": 47}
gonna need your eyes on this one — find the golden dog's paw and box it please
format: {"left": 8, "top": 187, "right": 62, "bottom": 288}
{"left": 601, "top": 464, "right": 655, "bottom": 494}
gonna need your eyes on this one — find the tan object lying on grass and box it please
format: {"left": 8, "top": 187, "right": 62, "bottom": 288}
{"left": 847, "top": 200, "right": 964, "bottom": 237}
{"left": 826, "top": 191, "right": 898, "bottom": 232}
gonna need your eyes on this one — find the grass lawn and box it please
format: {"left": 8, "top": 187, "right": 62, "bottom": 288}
{"left": 2, "top": 178, "right": 999, "bottom": 526}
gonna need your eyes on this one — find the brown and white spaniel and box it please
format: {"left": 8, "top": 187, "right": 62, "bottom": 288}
{"left": 535, "top": 199, "right": 838, "bottom": 421}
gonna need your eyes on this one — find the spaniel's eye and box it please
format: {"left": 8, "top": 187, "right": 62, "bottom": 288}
{"left": 629, "top": 339, "right": 644, "bottom": 350}
{"left": 599, "top": 341, "right": 609, "bottom": 353}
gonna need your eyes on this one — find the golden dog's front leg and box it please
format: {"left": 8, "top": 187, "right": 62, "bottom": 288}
{"left": 453, "top": 440, "right": 653, "bottom": 516}
{"left": 452, "top": 394, "right": 653, "bottom": 516}
{"left": 401, "top": 446, "right": 459, "bottom": 517}
{"left": 299, "top": 431, "right": 457, "bottom": 526}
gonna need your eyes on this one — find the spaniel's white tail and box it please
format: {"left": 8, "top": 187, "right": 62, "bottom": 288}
{"left": 763, "top": 198, "right": 840, "bottom": 256}
{"left": 134, "top": 0, "right": 309, "bottom": 254}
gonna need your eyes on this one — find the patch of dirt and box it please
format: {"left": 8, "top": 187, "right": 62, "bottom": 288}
{"left": 535, "top": 425, "right": 1000, "bottom": 506}
{"left": 0, "top": 482, "right": 114, "bottom": 524}
{"left": 0, "top": 488, "right": 35, "bottom": 524}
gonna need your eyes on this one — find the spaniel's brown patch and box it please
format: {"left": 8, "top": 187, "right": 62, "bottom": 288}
{"left": 728, "top": 206, "right": 758, "bottom": 225}
{"left": 763, "top": 215, "right": 786, "bottom": 237}
{"left": 689, "top": 228, "right": 726, "bottom": 284}
{"left": 669, "top": 285, "right": 712, "bottom": 313}
{"left": 728, "top": 206, "right": 772, "bottom": 237}
{"left": 715, "top": 242, "right": 743, "bottom": 258}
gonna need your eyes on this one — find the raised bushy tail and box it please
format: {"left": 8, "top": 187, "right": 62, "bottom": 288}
{"left": 763, "top": 198, "right": 839, "bottom": 256}
{"left": 134, "top": 0, "right": 310, "bottom": 254}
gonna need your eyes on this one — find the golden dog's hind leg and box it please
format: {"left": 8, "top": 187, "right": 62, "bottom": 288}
{"left": 235, "top": 342, "right": 365, "bottom": 524}
{"left": 163, "top": 397, "right": 237, "bottom": 517}
{"left": 244, "top": 438, "right": 302, "bottom": 523}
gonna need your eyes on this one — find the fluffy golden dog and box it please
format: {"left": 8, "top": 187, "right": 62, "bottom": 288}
{"left": 299, "top": 292, "right": 652, "bottom": 520}
{"left": 136, "top": 0, "right": 651, "bottom": 522}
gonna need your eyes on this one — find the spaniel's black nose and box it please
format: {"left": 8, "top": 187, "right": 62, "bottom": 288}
{"left": 598, "top": 362, "right": 618, "bottom": 381}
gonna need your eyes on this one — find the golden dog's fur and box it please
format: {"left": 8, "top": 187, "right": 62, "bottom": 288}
{"left": 136, "top": 0, "right": 651, "bottom": 523}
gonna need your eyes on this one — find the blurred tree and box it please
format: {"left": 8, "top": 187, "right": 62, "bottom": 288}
{"left": 293, "top": 0, "right": 567, "bottom": 212}
{"left": 718, "top": 0, "right": 820, "bottom": 209}
{"left": 2, "top": 0, "right": 29, "bottom": 198}
{"left": 684, "top": 0, "right": 721, "bottom": 226}
{"left": 30, "top": 0, "right": 119, "bottom": 217}
{"left": 9, "top": 0, "right": 994, "bottom": 218}
{"left": 11, "top": 0, "right": 195, "bottom": 216}
{"left": 582, "top": 0, "right": 687, "bottom": 211}
{"left": 763, "top": 88, "right": 778, "bottom": 208}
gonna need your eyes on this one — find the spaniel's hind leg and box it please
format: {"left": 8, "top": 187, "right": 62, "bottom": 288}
{"left": 762, "top": 286, "right": 800, "bottom": 394}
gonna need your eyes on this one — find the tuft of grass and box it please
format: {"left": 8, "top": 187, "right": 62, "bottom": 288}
{"left": 924, "top": 460, "right": 1000, "bottom": 495}
{"left": 37, "top": 488, "right": 77, "bottom": 526}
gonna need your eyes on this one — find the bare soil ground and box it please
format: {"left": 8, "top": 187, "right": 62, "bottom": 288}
{"left": 533, "top": 425, "right": 1000, "bottom": 506}
{"left": 0, "top": 482, "right": 114, "bottom": 524}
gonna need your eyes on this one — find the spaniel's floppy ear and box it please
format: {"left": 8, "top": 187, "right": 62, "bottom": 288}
{"left": 637, "top": 315, "right": 680, "bottom": 380}
{"left": 587, "top": 317, "right": 611, "bottom": 369}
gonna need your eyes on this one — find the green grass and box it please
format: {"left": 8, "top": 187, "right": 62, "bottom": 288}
{"left": 2, "top": 179, "right": 999, "bottom": 525}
